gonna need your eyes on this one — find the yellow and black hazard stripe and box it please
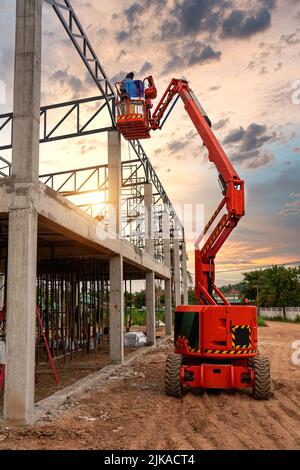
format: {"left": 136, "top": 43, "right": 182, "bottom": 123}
{"left": 232, "top": 324, "right": 252, "bottom": 349}
{"left": 117, "top": 114, "right": 143, "bottom": 121}
{"left": 203, "top": 349, "right": 257, "bottom": 355}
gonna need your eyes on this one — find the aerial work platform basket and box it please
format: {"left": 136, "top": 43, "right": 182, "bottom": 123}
{"left": 116, "top": 100, "right": 151, "bottom": 140}
{"left": 115, "top": 76, "right": 157, "bottom": 140}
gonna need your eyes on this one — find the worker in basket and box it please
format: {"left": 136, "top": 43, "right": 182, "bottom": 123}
{"left": 115, "top": 73, "right": 157, "bottom": 139}
{"left": 119, "top": 71, "right": 145, "bottom": 101}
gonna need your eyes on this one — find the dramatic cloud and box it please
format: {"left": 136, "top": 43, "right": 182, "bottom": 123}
{"left": 224, "top": 123, "right": 275, "bottom": 168}
{"left": 279, "top": 193, "right": 300, "bottom": 216}
{"left": 162, "top": 40, "right": 221, "bottom": 74}
{"left": 166, "top": 130, "right": 197, "bottom": 157}
{"left": 139, "top": 61, "right": 152, "bottom": 75}
{"left": 170, "top": 0, "right": 229, "bottom": 36}
{"left": 120, "top": 0, "right": 277, "bottom": 45}
{"left": 221, "top": 7, "right": 273, "bottom": 39}
{"left": 116, "top": 30, "right": 130, "bottom": 42}
{"left": 213, "top": 117, "right": 230, "bottom": 130}
{"left": 154, "top": 130, "right": 199, "bottom": 159}
{"left": 51, "top": 68, "right": 83, "bottom": 95}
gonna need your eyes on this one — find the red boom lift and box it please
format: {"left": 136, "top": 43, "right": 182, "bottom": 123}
{"left": 115, "top": 77, "right": 271, "bottom": 399}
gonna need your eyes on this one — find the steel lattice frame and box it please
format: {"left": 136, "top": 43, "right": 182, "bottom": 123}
{"left": 0, "top": 0, "right": 184, "bottom": 258}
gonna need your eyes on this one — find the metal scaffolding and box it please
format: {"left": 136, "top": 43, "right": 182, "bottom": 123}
{"left": 0, "top": 0, "right": 186, "bottom": 419}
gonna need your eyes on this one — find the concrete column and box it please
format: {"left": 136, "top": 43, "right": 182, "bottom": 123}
{"left": 108, "top": 131, "right": 121, "bottom": 237}
{"left": 12, "top": 0, "right": 42, "bottom": 182}
{"left": 173, "top": 238, "right": 181, "bottom": 308}
{"left": 146, "top": 271, "right": 155, "bottom": 346}
{"left": 0, "top": 274, "right": 5, "bottom": 310}
{"left": 109, "top": 255, "right": 124, "bottom": 364}
{"left": 164, "top": 279, "right": 172, "bottom": 335}
{"left": 144, "top": 183, "right": 154, "bottom": 256}
{"left": 163, "top": 208, "right": 172, "bottom": 336}
{"left": 144, "top": 183, "right": 156, "bottom": 344}
{"left": 181, "top": 241, "right": 188, "bottom": 305}
{"left": 4, "top": 208, "right": 38, "bottom": 424}
{"left": 4, "top": 0, "right": 42, "bottom": 424}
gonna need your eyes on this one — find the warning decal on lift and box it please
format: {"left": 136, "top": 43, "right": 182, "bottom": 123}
{"left": 232, "top": 325, "right": 252, "bottom": 349}
{"left": 203, "top": 348, "right": 257, "bottom": 355}
{"left": 117, "top": 114, "right": 143, "bottom": 121}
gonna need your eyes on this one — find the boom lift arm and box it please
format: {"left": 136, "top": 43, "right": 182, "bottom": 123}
{"left": 116, "top": 76, "right": 271, "bottom": 400}
{"left": 149, "top": 78, "right": 245, "bottom": 305}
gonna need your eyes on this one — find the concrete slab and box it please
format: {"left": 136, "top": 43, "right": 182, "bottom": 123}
{"left": 0, "top": 180, "right": 170, "bottom": 280}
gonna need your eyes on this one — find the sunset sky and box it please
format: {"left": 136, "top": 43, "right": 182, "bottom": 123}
{"left": 0, "top": 0, "right": 299, "bottom": 286}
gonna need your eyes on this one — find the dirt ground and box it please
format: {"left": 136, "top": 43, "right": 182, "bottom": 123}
{"left": 0, "top": 321, "right": 299, "bottom": 450}
{"left": 0, "top": 327, "right": 160, "bottom": 409}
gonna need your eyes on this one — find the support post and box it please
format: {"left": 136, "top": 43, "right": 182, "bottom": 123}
{"left": 109, "top": 255, "right": 124, "bottom": 364}
{"left": 144, "top": 183, "right": 154, "bottom": 257}
{"left": 146, "top": 271, "right": 155, "bottom": 346}
{"left": 163, "top": 207, "right": 172, "bottom": 336}
{"left": 0, "top": 274, "right": 5, "bottom": 310}
{"left": 144, "top": 183, "right": 155, "bottom": 345}
{"left": 4, "top": 0, "right": 42, "bottom": 424}
{"left": 108, "top": 130, "right": 121, "bottom": 237}
{"left": 11, "top": 0, "right": 42, "bottom": 183}
{"left": 181, "top": 241, "right": 188, "bottom": 305}
{"left": 4, "top": 208, "right": 38, "bottom": 423}
{"left": 173, "top": 238, "right": 181, "bottom": 308}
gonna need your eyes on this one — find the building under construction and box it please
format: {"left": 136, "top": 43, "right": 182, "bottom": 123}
{"left": 0, "top": 0, "right": 188, "bottom": 423}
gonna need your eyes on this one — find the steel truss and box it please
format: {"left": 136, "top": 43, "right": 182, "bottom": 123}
{"left": 44, "top": 0, "right": 115, "bottom": 124}
{"left": 0, "top": 0, "right": 184, "bottom": 250}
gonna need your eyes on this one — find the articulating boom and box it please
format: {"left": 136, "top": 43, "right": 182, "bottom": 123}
{"left": 150, "top": 78, "right": 245, "bottom": 306}
{"left": 116, "top": 77, "right": 245, "bottom": 306}
{"left": 116, "top": 76, "right": 271, "bottom": 400}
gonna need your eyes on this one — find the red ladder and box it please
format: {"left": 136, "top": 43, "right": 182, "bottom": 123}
{"left": 0, "top": 306, "right": 59, "bottom": 390}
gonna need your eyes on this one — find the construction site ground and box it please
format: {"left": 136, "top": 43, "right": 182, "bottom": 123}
{"left": 0, "top": 321, "right": 299, "bottom": 450}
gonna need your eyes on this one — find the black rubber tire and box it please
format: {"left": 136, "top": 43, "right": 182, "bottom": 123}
{"left": 250, "top": 355, "right": 271, "bottom": 400}
{"left": 165, "top": 353, "right": 182, "bottom": 398}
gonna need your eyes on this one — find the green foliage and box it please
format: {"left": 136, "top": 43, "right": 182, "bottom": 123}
{"left": 134, "top": 290, "right": 146, "bottom": 309}
{"left": 188, "top": 288, "right": 197, "bottom": 305}
{"left": 125, "top": 307, "right": 166, "bottom": 327}
{"left": 124, "top": 287, "right": 166, "bottom": 328}
{"left": 257, "top": 317, "right": 267, "bottom": 327}
{"left": 221, "top": 266, "right": 300, "bottom": 308}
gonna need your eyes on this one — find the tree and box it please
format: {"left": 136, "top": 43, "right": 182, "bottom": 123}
{"left": 134, "top": 289, "right": 146, "bottom": 309}
{"left": 240, "top": 266, "right": 300, "bottom": 310}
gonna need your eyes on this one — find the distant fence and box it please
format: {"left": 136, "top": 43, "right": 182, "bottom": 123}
{"left": 260, "top": 307, "right": 300, "bottom": 321}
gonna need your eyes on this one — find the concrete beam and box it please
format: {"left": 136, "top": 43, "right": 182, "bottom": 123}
{"left": 28, "top": 182, "right": 170, "bottom": 279}
{"left": 4, "top": 207, "right": 38, "bottom": 424}
{"left": 109, "top": 255, "right": 124, "bottom": 364}
{"left": 108, "top": 131, "right": 121, "bottom": 238}
{"left": 12, "top": 0, "right": 42, "bottom": 182}
{"left": 0, "top": 178, "right": 171, "bottom": 280}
